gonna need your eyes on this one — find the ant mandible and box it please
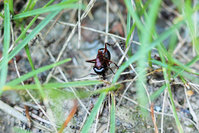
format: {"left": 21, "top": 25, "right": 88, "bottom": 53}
{"left": 86, "top": 43, "right": 118, "bottom": 79}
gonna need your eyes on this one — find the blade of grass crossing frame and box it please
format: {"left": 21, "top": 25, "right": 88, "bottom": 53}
{"left": 29, "top": 0, "right": 38, "bottom": 10}
{"left": 124, "top": 0, "right": 162, "bottom": 116}
{"left": 110, "top": 94, "right": 115, "bottom": 133}
{"left": 6, "top": 11, "right": 60, "bottom": 65}
{"left": 161, "top": 62, "right": 183, "bottom": 132}
{"left": 23, "top": 0, "right": 33, "bottom": 12}
{"left": 112, "top": 20, "right": 183, "bottom": 83}
{"left": 0, "top": 13, "right": 4, "bottom": 18}
{"left": 184, "top": 0, "right": 199, "bottom": 54}
{"left": 15, "top": 0, "right": 54, "bottom": 43}
{"left": 124, "top": 0, "right": 145, "bottom": 33}
{"left": 25, "top": 45, "right": 44, "bottom": 97}
{"left": 21, "top": 22, "right": 45, "bottom": 97}
{"left": 138, "top": 0, "right": 162, "bottom": 116}
{"left": 13, "top": 0, "right": 80, "bottom": 19}
{"left": 150, "top": 55, "right": 199, "bottom": 101}
{"left": 0, "top": 0, "right": 79, "bottom": 69}
{"left": 15, "top": 0, "right": 55, "bottom": 43}
{"left": 168, "top": 33, "right": 178, "bottom": 54}
{"left": 0, "top": 0, "right": 10, "bottom": 94}
{"left": 4, "top": 80, "right": 103, "bottom": 90}
{"left": 157, "top": 33, "right": 183, "bottom": 132}
{"left": 6, "top": 58, "right": 71, "bottom": 86}
{"left": 8, "top": 0, "right": 14, "bottom": 14}
{"left": 81, "top": 92, "right": 107, "bottom": 133}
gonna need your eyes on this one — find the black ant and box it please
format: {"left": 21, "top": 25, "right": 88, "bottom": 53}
{"left": 86, "top": 43, "right": 118, "bottom": 79}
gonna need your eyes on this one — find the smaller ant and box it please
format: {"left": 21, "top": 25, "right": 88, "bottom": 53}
{"left": 86, "top": 43, "right": 118, "bottom": 79}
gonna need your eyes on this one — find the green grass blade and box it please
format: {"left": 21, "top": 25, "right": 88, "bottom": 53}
{"left": 8, "top": 0, "right": 14, "bottom": 14}
{"left": 29, "top": 0, "right": 38, "bottom": 10}
{"left": 0, "top": 12, "right": 4, "bottom": 18}
{"left": 0, "top": 0, "right": 10, "bottom": 94}
{"left": 112, "top": 20, "right": 183, "bottom": 84}
{"left": 110, "top": 94, "right": 115, "bottom": 133}
{"left": 15, "top": 0, "right": 56, "bottom": 44}
{"left": 4, "top": 83, "right": 121, "bottom": 102}
{"left": 136, "top": 0, "right": 162, "bottom": 116}
{"left": 81, "top": 92, "right": 107, "bottom": 133}
{"left": 13, "top": 0, "right": 80, "bottom": 20}
{"left": 162, "top": 66, "right": 183, "bottom": 132}
{"left": 44, "top": 80, "right": 104, "bottom": 89}
{"left": 4, "top": 11, "right": 60, "bottom": 66}
{"left": 4, "top": 80, "right": 104, "bottom": 90}
{"left": 24, "top": 43, "right": 45, "bottom": 97}
{"left": 184, "top": 0, "right": 199, "bottom": 54}
{"left": 168, "top": 33, "right": 178, "bottom": 54}
{"left": 124, "top": 0, "right": 144, "bottom": 32}
{"left": 23, "top": 0, "right": 34, "bottom": 12}
{"left": 150, "top": 55, "right": 199, "bottom": 101}
{"left": 6, "top": 58, "right": 71, "bottom": 86}
{"left": 150, "top": 85, "right": 166, "bottom": 101}
{"left": 164, "top": 71, "right": 183, "bottom": 132}
{"left": 156, "top": 36, "right": 183, "bottom": 132}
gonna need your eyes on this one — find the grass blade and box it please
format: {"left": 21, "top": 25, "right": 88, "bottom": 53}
{"left": 81, "top": 92, "right": 107, "bottom": 133}
{"left": 184, "top": 1, "right": 199, "bottom": 54}
{"left": 110, "top": 94, "right": 115, "bottom": 133}
{"left": 6, "top": 58, "right": 71, "bottom": 86}
{"left": 13, "top": 0, "right": 80, "bottom": 19}
{"left": 14, "top": 0, "right": 56, "bottom": 44}
{"left": 113, "top": 20, "right": 183, "bottom": 83}
{"left": 3, "top": 83, "right": 121, "bottom": 101}
{"left": 0, "top": 0, "right": 10, "bottom": 94}
{"left": 136, "top": 0, "right": 162, "bottom": 116}
{"left": 162, "top": 64, "right": 183, "bottom": 132}
{"left": 5, "top": 80, "right": 103, "bottom": 90}
{"left": 4, "top": 11, "right": 60, "bottom": 67}
{"left": 8, "top": 0, "right": 14, "bottom": 14}
{"left": 125, "top": 0, "right": 144, "bottom": 32}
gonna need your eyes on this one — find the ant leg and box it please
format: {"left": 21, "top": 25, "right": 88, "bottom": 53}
{"left": 111, "top": 61, "right": 119, "bottom": 68}
{"left": 104, "top": 43, "right": 108, "bottom": 53}
{"left": 109, "top": 67, "right": 115, "bottom": 74}
{"left": 86, "top": 59, "right": 96, "bottom": 64}
{"left": 105, "top": 59, "right": 119, "bottom": 68}
{"left": 105, "top": 42, "right": 115, "bottom": 46}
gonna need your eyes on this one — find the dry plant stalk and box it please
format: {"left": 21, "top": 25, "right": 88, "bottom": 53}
{"left": 150, "top": 103, "right": 159, "bottom": 133}
{"left": 58, "top": 100, "right": 78, "bottom": 133}
{"left": 24, "top": 105, "right": 32, "bottom": 128}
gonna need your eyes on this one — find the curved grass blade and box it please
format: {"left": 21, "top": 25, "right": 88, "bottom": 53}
{"left": 184, "top": 0, "right": 199, "bottom": 54}
{"left": 15, "top": 0, "right": 56, "bottom": 44}
{"left": 112, "top": 20, "right": 183, "bottom": 84}
{"left": 0, "top": 0, "right": 10, "bottom": 94}
{"left": 125, "top": 0, "right": 144, "bottom": 32}
{"left": 150, "top": 85, "right": 166, "bottom": 101}
{"left": 162, "top": 64, "right": 183, "bottom": 132}
{"left": 135, "top": 0, "right": 162, "bottom": 116}
{"left": 81, "top": 92, "right": 107, "bottom": 133}
{"left": 8, "top": 0, "right": 14, "bottom": 14}
{"left": 6, "top": 58, "right": 71, "bottom": 86}
{"left": 5, "top": 80, "right": 104, "bottom": 90}
{"left": 13, "top": 2, "right": 81, "bottom": 20}
{"left": 4, "top": 83, "right": 121, "bottom": 101}
{"left": 4, "top": 11, "right": 60, "bottom": 67}
{"left": 110, "top": 94, "right": 115, "bottom": 133}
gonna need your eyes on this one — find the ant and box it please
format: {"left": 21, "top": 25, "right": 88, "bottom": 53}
{"left": 86, "top": 43, "right": 118, "bottom": 79}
